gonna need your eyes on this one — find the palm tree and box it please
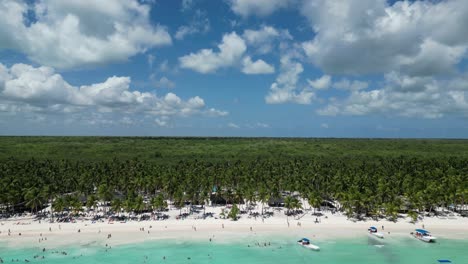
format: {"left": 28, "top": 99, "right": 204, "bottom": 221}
{"left": 123, "top": 198, "right": 134, "bottom": 213}
{"left": 52, "top": 197, "right": 65, "bottom": 218}
{"left": 134, "top": 195, "right": 145, "bottom": 214}
{"left": 151, "top": 194, "right": 167, "bottom": 213}
{"left": 307, "top": 192, "right": 322, "bottom": 215}
{"left": 408, "top": 211, "right": 418, "bottom": 223}
{"left": 86, "top": 195, "right": 98, "bottom": 215}
{"left": 284, "top": 196, "right": 294, "bottom": 216}
{"left": 385, "top": 202, "right": 399, "bottom": 221}
{"left": 111, "top": 198, "right": 122, "bottom": 215}
{"left": 70, "top": 196, "right": 83, "bottom": 214}
{"left": 228, "top": 204, "right": 240, "bottom": 221}
{"left": 258, "top": 188, "right": 270, "bottom": 216}
{"left": 24, "top": 187, "right": 43, "bottom": 214}
{"left": 292, "top": 197, "right": 303, "bottom": 214}
{"left": 97, "top": 184, "right": 113, "bottom": 215}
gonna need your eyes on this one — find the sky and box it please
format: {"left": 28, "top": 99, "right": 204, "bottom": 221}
{"left": 0, "top": 0, "right": 468, "bottom": 138}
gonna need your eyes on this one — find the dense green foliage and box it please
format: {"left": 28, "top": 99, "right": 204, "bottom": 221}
{"left": 1, "top": 136, "right": 468, "bottom": 163}
{"left": 0, "top": 137, "right": 467, "bottom": 219}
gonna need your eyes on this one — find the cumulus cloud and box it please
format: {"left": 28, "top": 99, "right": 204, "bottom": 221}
{"left": 317, "top": 72, "right": 468, "bottom": 118}
{"left": 179, "top": 32, "right": 246, "bottom": 73}
{"left": 229, "top": 0, "right": 294, "bottom": 17}
{"left": 0, "top": 63, "right": 227, "bottom": 123}
{"left": 0, "top": 0, "right": 171, "bottom": 69}
{"left": 206, "top": 108, "right": 229, "bottom": 117}
{"left": 307, "top": 75, "right": 331, "bottom": 90}
{"left": 243, "top": 25, "right": 292, "bottom": 54}
{"left": 298, "top": 0, "right": 468, "bottom": 119}
{"left": 316, "top": 104, "right": 339, "bottom": 116}
{"left": 150, "top": 74, "right": 175, "bottom": 89}
{"left": 300, "top": 0, "right": 468, "bottom": 76}
{"left": 241, "top": 56, "right": 275, "bottom": 74}
{"left": 265, "top": 55, "right": 315, "bottom": 104}
{"left": 155, "top": 116, "right": 169, "bottom": 127}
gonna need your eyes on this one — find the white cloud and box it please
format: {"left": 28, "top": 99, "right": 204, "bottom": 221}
{"left": 316, "top": 105, "right": 339, "bottom": 116}
{"left": 307, "top": 75, "right": 331, "bottom": 90}
{"left": 206, "top": 108, "right": 229, "bottom": 117}
{"left": 151, "top": 75, "right": 175, "bottom": 89}
{"left": 300, "top": 0, "right": 468, "bottom": 76}
{"left": 155, "top": 117, "right": 169, "bottom": 127}
{"left": 254, "top": 122, "right": 270, "bottom": 128}
{"left": 243, "top": 25, "right": 292, "bottom": 54}
{"left": 265, "top": 55, "right": 315, "bottom": 104}
{"left": 332, "top": 79, "right": 368, "bottom": 91}
{"left": 147, "top": 54, "right": 155, "bottom": 69}
{"left": 299, "top": 0, "right": 468, "bottom": 119}
{"left": 175, "top": 10, "right": 210, "bottom": 40}
{"left": 320, "top": 123, "right": 329, "bottom": 129}
{"left": 227, "top": 122, "right": 240, "bottom": 129}
{"left": 158, "top": 60, "right": 172, "bottom": 73}
{"left": 241, "top": 56, "right": 275, "bottom": 74}
{"left": 179, "top": 32, "right": 246, "bottom": 73}
{"left": 2, "top": 63, "right": 82, "bottom": 105}
{"left": 0, "top": 0, "right": 171, "bottom": 69}
{"left": 0, "top": 63, "right": 227, "bottom": 123}
{"left": 317, "top": 72, "right": 468, "bottom": 118}
{"left": 243, "top": 26, "right": 279, "bottom": 44}
{"left": 229, "top": 0, "right": 294, "bottom": 17}
{"left": 227, "top": 122, "right": 270, "bottom": 129}
{"left": 181, "top": 0, "right": 194, "bottom": 11}
{"left": 120, "top": 116, "right": 136, "bottom": 126}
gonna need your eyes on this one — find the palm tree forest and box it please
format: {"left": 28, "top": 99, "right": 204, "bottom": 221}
{"left": 1, "top": 137, "right": 467, "bottom": 221}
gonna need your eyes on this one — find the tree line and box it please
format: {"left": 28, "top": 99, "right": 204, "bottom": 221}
{"left": 0, "top": 156, "right": 467, "bottom": 220}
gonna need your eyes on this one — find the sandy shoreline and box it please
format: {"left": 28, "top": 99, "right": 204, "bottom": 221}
{"left": 2, "top": 209, "right": 467, "bottom": 249}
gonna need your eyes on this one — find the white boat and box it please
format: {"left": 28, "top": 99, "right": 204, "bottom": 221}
{"left": 413, "top": 229, "right": 436, "bottom": 243}
{"left": 297, "top": 238, "right": 320, "bottom": 251}
{"left": 368, "top": 226, "right": 384, "bottom": 239}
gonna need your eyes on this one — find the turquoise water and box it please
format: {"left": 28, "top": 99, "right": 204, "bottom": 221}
{"left": 1, "top": 236, "right": 467, "bottom": 263}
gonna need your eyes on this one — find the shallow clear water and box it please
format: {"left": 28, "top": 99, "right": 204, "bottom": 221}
{"left": 1, "top": 235, "right": 467, "bottom": 264}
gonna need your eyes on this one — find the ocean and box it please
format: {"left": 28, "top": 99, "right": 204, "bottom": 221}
{"left": 1, "top": 235, "right": 467, "bottom": 263}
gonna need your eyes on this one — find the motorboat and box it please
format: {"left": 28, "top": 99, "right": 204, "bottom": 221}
{"left": 368, "top": 226, "right": 384, "bottom": 239}
{"left": 412, "top": 229, "right": 436, "bottom": 242}
{"left": 297, "top": 238, "right": 320, "bottom": 251}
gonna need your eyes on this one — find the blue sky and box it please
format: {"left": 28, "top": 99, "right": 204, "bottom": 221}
{"left": 0, "top": 0, "right": 468, "bottom": 138}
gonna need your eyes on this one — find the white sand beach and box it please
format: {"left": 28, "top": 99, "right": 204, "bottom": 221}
{"left": 2, "top": 204, "right": 467, "bottom": 249}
